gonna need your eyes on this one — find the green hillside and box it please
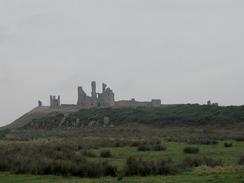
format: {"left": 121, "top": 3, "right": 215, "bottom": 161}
{"left": 21, "top": 104, "right": 244, "bottom": 130}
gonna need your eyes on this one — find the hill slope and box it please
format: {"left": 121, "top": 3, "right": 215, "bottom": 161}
{"left": 4, "top": 104, "right": 244, "bottom": 130}
{"left": 0, "top": 106, "right": 79, "bottom": 130}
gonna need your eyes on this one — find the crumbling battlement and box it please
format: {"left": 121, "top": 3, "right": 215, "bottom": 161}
{"left": 114, "top": 98, "right": 161, "bottom": 108}
{"left": 77, "top": 82, "right": 115, "bottom": 108}
{"left": 45, "top": 81, "right": 161, "bottom": 109}
{"left": 50, "top": 95, "right": 60, "bottom": 108}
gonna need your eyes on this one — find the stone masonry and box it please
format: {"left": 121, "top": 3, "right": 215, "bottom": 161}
{"left": 46, "top": 81, "right": 161, "bottom": 108}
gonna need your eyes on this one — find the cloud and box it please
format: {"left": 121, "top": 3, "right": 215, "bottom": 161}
{"left": 0, "top": 0, "right": 244, "bottom": 126}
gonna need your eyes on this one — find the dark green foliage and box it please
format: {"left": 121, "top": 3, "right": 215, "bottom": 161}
{"left": 100, "top": 150, "right": 112, "bottom": 158}
{"left": 183, "top": 156, "right": 223, "bottom": 168}
{"left": 137, "top": 145, "right": 152, "bottom": 151}
{"left": 188, "top": 137, "right": 218, "bottom": 145}
{"left": 117, "top": 176, "right": 123, "bottom": 181}
{"left": 23, "top": 113, "right": 64, "bottom": 130}
{"left": 124, "top": 157, "right": 178, "bottom": 176}
{"left": 131, "top": 141, "right": 142, "bottom": 147}
{"left": 0, "top": 143, "right": 117, "bottom": 177}
{"left": 138, "top": 145, "right": 166, "bottom": 151}
{"left": 238, "top": 155, "right": 244, "bottom": 165}
{"left": 234, "top": 136, "right": 244, "bottom": 142}
{"left": 18, "top": 105, "right": 244, "bottom": 130}
{"left": 66, "top": 105, "right": 244, "bottom": 127}
{"left": 151, "top": 145, "right": 167, "bottom": 151}
{"left": 183, "top": 147, "right": 199, "bottom": 154}
{"left": 224, "top": 142, "right": 233, "bottom": 148}
{"left": 82, "top": 150, "right": 97, "bottom": 157}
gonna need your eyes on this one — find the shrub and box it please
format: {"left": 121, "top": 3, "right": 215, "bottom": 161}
{"left": 82, "top": 150, "right": 97, "bottom": 157}
{"left": 151, "top": 145, "right": 167, "bottom": 151}
{"left": 224, "top": 142, "right": 233, "bottom": 148}
{"left": 100, "top": 150, "right": 112, "bottom": 158}
{"left": 183, "top": 147, "right": 199, "bottom": 154}
{"left": 183, "top": 156, "right": 223, "bottom": 168}
{"left": 0, "top": 143, "right": 118, "bottom": 178}
{"left": 189, "top": 138, "right": 218, "bottom": 145}
{"left": 137, "top": 145, "right": 151, "bottom": 151}
{"left": 203, "top": 157, "right": 223, "bottom": 167}
{"left": 147, "top": 138, "right": 161, "bottom": 145}
{"left": 183, "top": 156, "right": 203, "bottom": 168}
{"left": 138, "top": 144, "right": 167, "bottom": 151}
{"left": 102, "top": 161, "right": 118, "bottom": 177}
{"left": 124, "top": 157, "right": 178, "bottom": 176}
{"left": 131, "top": 141, "right": 142, "bottom": 147}
{"left": 234, "top": 136, "right": 244, "bottom": 142}
{"left": 155, "top": 159, "right": 179, "bottom": 175}
{"left": 238, "top": 155, "right": 244, "bottom": 165}
{"left": 85, "top": 161, "right": 118, "bottom": 177}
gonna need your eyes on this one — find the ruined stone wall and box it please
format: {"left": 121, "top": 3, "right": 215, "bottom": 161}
{"left": 77, "top": 86, "right": 96, "bottom": 108}
{"left": 47, "top": 81, "right": 161, "bottom": 109}
{"left": 115, "top": 99, "right": 150, "bottom": 108}
{"left": 91, "top": 81, "right": 97, "bottom": 107}
{"left": 151, "top": 99, "right": 161, "bottom": 107}
{"left": 97, "top": 84, "right": 115, "bottom": 107}
{"left": 115, "top": 99, "right": 161, "bottom": 108}
{"left": 50, "top": 95, "right": 61, "bottom": 108}
{"left": 77, "top": 87, "right": 87, "bottom": 107}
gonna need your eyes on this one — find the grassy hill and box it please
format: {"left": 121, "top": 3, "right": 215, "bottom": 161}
{"left": 1, "top": 104, "right": 244, "bottom": 182}
{"left": 0, "top": 106, "right": 80, "bottom": 130}
{"left": 16, "top": 104, "right": 244, "bottom": 130}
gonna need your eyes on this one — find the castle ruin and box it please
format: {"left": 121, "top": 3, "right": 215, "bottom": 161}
{"left": 77, "top": 81, "right": 115, "bottom": 108}
{"left": 48, "top": 81, "right": 161, "bottom": 109}
{"left": 50, "top": 95, "right": 61, "bottom": 108}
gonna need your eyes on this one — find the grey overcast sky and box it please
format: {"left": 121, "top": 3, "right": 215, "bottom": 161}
{"left": 0, "top": 0, "right": 244, "bottom": 126}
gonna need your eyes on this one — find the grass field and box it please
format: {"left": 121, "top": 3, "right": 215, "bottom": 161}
{"left": 1, "top": 170, "right": 244, "bottom": 183}
{"left": 1, "top": 124, "right": 244, "bottom": 182}
{"left": 0, "top": 139, "right": 244, "bottom": 182}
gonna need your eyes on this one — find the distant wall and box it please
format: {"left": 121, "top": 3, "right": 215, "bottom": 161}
{"left": 115, "top": 99, "right": 161, "bottom": 108}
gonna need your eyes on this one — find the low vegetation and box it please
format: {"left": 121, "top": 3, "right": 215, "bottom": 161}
{"left": 183, "top": 156, "right": 223, "bottom": 168}
{"left": 1, "top": 104, "right": 244, "bottom": 181}
{"left": 100, "top": 150, "right": 112, "bottom": 158}
{"left": 224, "top": 142, "right": 233, "bottom": 148}
{"left": 239, "top": 155, "right": 244, "bottom": 165}
{"left": 138, "top": 144, "right": 166, "bottom": 151}
{"left": 21, "top": 104, "right": 244, "bottom": 129}
{"left": 183, "top": 147, "right": 199, "bottom": 154}
{"left": 124, "top": 157, "right": 178, "bottom": 176}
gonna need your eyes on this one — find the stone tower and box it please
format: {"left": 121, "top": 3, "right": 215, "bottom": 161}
{"left": 91, "top": 81, "right": 97, "bottom": 107}
{"left": 38, "top": 100, "right": 42, "bottom": 107}
{"left": 77, "top": 87, "right": 87, "bottom": 106}
{"left": 102, "top": 83, "right": 107, "bottom": 92}
{"left": 50, "top": 95, "right": 61, "bottom": 108}
{"left": 97, "top": 83, "right": 115, "bottom": 107}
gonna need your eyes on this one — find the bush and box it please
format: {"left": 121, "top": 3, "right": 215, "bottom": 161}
{"left": 183, "top": 156, "right": 223, "bottom": 168}
{"left": 100, "top": 150, "right": 112, "bottom": 158}
{"left": 183, "top": 147, "right": 199, "bottom": 154}
{"left": 0, "top": 143, "right": 118, "bottom": 178}
{"left": 234, "top": 136, "right": 244, "bottom": 142}
{"left": 137, "top": 145, "right": 151, "bottom": 151}
{"left": 183, "top": 156, "right": 203, "bottom": 168}
{"left": 238, "top": 155, "right": 244, "bottom": 165}
{"left": 102, "top": 161, "right": 118, "bottom": 177}
{"left": 138, "top": 144, "right": 166, "bottom": 151}
{"left": 151, "top": 145, "right": 167, "bottom": 151}
{"left": 131, "top": 141, "right": 142, "bottom": 147}
{"left": 146, "top": 138, "right": 161, "bottom": 145}
{"left": 189, "top": 138, "right": 218, "bottom": 145}
{"left": 224, "top": 142, "right": 233, "bottom": 148}
{"left": 203, "top": 157, "right": 223, "bottom": 167}
{"left": 82, "top": 150, "right": 97, "bottom": 157}
{"left": 124, "top": 157, "right": 178, "bottom": 176}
